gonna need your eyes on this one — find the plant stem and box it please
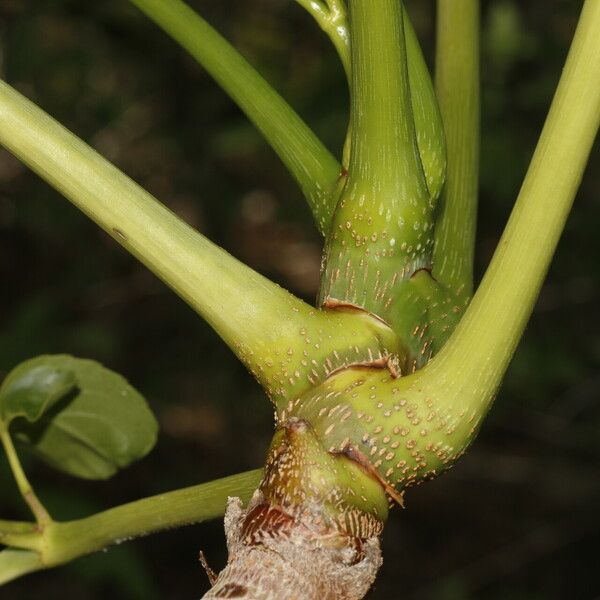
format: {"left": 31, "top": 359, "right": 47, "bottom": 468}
{"left": 0, "top": 520, "right": 37, "bottom": 534}
{"left": 429, "top": 0, "right": 600, "bottom": 409}
{"left": 0, "top": 469, "right": 263, "bottom": 585}
{"left": 288, "top": 0, "right": 600, "bottom": 501}
{"left": 433, "top": 0, "right": 480, "bottom": 300}
{"left": 45, "top": 469, "right": 263, "bottom": 565}
{"left": 128, "top": 0, "right": 341, "bottom": 235}
{"left": 347, "top": 0, "right": 425, "bottom": 196}
{"left": 0, "top": 550, "right": 43, "bottom": 586}
{"left": 295, "top": 1, "right": 447, "bottom": 204}
{"left": 403, "top": 13, "right": 447, "bottom": 205}
{"left": 0, "top": 80, "right": 399, "bottom": 407}
{"left": 0, "top": 427, "right": 51, "bottom": 526}
{"left": 318, "top": 0, "right": 442, "bottom": 340}
{"left": 294, "top": 0, "right": 351, "bottom": 78}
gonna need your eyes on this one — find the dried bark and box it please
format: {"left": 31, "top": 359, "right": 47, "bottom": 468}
{"left": 202, "top": 418, "right": 386, "bottom": 599}
{"left": 202, "top": 493, "right": 382, "bottom": 600}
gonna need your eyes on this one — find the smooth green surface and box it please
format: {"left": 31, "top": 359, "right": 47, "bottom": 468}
{"left": 0, "top": 359, "right": 76, "bottom": 425}
{"left": 129, "top": 0, "right": 342, "bottom": 235}
{"left": 0, "top": 550, "right": 43, "bottom": 586}
{"left": 0, "top": 521, "right": 37, "bottom": 535}
{"left": 433, "top": 0, "right": 480, "bottom": 299}
{"left": 345, "top": 1, "right": 427, "bottom": 196}
{"left": 296, "top": 0, "right": 447, "bottom": 203}
{"left": 403, "top": 14, "right": 447, "bottom": 204}
{"left": 427, "top": 0, "right": 600, "bottom": 412}
{"left": 10, "top": 355, "right": 157, "bottom": 480}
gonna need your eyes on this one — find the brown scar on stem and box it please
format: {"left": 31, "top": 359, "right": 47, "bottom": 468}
{"left": 112, "top": 227, "right": 128, "bottom": 242}
{"left": 410, "top": 266, "right": 436, "bottom": 281}
{"left": 283, "top": 416, "right": 310, "bottom": 434}
{"left": 326, "top": 354, "right": 401, "bottom": 381}
{"left": 321, "top": 298, "right": 391, "bottom": 328}
{"left": 335, "top": 444, "right": 406, "bottom": 509}
{"left": 199, "top": 550, "right": 218, "bottom": 586}
{"left": 321, "top": 298, "right": 402, "bottom": 378}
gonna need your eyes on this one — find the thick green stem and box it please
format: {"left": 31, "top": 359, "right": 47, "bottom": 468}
{"left": 0, "top": 80, "right": 403, "bottom": 407}
{"left": 433, "top": 0, "right": 480, "bottom": 300}
{"left": 318, "top": 1, "right": 443, "bottom": 351}
{"left": 0, "top": 550, "right": 43, "bottom": 586}
{"left": 429, "top": 0, "right": 600, "bottom": 410}
{"left": 129, "top": 0, "right": 341, "bottom": 235}
{"left": 0, "top": 426, "right": 51, "bottom": 526}
{"left": 0, "top": 470, "right": 262, "bottom": 585}
{"left": 346, "top": 0, "right": 425, "bottom": 195}
{"left": 295, "top": 0, "right": 447, "bottom": 216}
{"left": 289, "top": 0, "right": 600, "bottom": 499}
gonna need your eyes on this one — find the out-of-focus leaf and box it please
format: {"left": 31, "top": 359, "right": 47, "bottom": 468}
{"left": 10, "top": 355, "right": 158, "bottom": 480}
{"left": 0, "top": 357, "right": 76, "bottom": 425}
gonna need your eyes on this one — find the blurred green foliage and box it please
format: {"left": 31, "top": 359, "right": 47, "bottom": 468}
{"left": 0, "top": 1, "right": 598, "bottom": 598}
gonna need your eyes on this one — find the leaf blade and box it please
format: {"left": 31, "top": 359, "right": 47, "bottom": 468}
{"left": 9, "top": 355, "right": 158, "bottom": 480}
{"left": 0, "top": 358, "right": 76, "bottom": 425}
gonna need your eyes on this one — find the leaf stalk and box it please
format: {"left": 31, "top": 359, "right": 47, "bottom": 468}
{"left": 433, "top": 0, "right": 480, "bottom": 300}
{"left": 0, "top": 426, "right": 51, "bottom": 526}
{"left": 0, "top": 469, "right": 262, "bottom": 585}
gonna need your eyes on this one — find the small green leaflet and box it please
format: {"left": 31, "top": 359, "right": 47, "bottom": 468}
{"left": 0, "top": 355, "right": 158, "bottom": 480}
{"left": 0, "top": 359, "right": 76, "bottom": 425}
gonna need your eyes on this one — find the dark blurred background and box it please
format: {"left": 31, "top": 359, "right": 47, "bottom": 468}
{"left": 0, "top": 0, "right": 598, "bottom": 598}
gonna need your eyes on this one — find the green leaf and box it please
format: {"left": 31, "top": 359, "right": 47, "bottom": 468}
{"left": 0, "top": 358, "right": 77, "bottom": 425}
{"left": 9, "top": 355, "right": 158, "bottom": 480}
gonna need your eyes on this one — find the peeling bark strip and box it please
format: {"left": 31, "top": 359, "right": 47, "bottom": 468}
{"left": 203, "top": 495, "right": 382, "bottom": 600}
{"left": 203, "top": 419, "right": 386, "bottom": 599}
